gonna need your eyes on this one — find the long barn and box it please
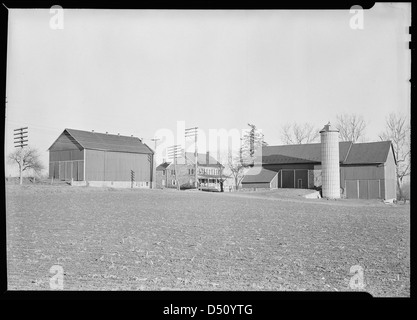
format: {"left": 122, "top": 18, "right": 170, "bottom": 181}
{"left": 242, "top": 141, "right": 397, "bottom": 200}
{"left": 48, "top": 129, "right": 154, "bottom": 188}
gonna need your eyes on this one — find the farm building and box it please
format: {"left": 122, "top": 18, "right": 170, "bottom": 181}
{"left": 241, "top": 140, "right": 397, "bottom": 200}
{"left": 48, "top": 129, "right": 154, "bottom": 188}
{"left": 156, "top": 151, "right": 232, "bottom": 191}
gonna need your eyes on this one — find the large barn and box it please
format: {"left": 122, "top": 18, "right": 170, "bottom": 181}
{"left": 48, "top": 129, "right": 154, "bottom": 188}
{"left": 241, "top": 141, "right": 397, "bottom": 200}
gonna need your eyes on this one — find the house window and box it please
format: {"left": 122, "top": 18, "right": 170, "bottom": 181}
{"left": 162, "top": 170, "right": 166, "bottom": 176}
{"left": 171, "top": 170, "right": 175, "bottom": 175}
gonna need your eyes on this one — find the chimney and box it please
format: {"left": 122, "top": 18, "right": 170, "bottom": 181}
{"left": 92, "top": 130, "right": 94, "bottom": 132}
{"left": 206, "top": 151, "right": 210, "bottom": 165}
{"left": 118, "top": 133, "right": 120, "bottom": 136}
{"left": 106, "top": 131, "right": 108, "bottom": 134}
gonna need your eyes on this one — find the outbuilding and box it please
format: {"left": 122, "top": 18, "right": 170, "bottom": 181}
{"left": 241, "top": 167, "right": 278, "bottom": 190}
{"left": 48, "top": 128, "right": 154, "bottom": 188}
{"left": 242, "top": 141, "right": 397, "bottom": 200}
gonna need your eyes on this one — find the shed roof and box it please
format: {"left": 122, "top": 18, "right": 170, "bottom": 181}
{"left": 49, "top": 129, "right": 154, "bottom": 154}
{"left": 156, "top": 162, "right": 171, "bottom": 171}
{"left": 242, "top": 167, "right": 278, "bottom": 184}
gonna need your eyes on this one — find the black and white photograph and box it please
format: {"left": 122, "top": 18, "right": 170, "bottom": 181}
{"left": 3, "top": 2, "right": 411, "bottom": 300}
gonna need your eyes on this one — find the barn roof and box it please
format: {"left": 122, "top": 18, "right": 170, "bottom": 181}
{"left": 343, "top": 141, "right": 393, "bottom": 164}
{"left": 261, "top": 141, "right": 393, "bottom": 165}
{"left": 242, "top": 167, "right": 278, "bottom": 184}
{"left": 156, "top": 162, "right": 171, "bottom": 171}
{"left": 49, "top": 129, "right": 154, "bottom": 154}
{"left": 262, "top": 141, "right": 352, "bottom": 164}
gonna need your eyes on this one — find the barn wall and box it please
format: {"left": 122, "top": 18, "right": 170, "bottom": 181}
{"left": 340, "top": 165, "right": 385, "bottom": 180}
{"left": 384, "top": 146, "right": 397, "bottom": 200}
{"left": 282, "top": 170, "right": 295, "bottom": 188}
{"left": 264, "top": 163, "right": 316, "bottom": 171}
{"left": 49, "top": 131, "right": 83, "bottom": 151}
{"left": 295, "top": 170, "right": 308, "bottom": 188}
{"left": 49, "top": 161, "right": 84, "bottom": 181}
{"left": 85, "top": 149, "right": 152, "bottom": 182}
{"left": 242, "top": 182, "right": 272, "bottom": 189}
{"left": 50, "top": 149, "right": 84, "bottom": 161}
{"left": 85, "top": 149, "right": 105, "bottom": 181}
{"left": 270, "top": 173, "right": 278, "bottom": 189}
{"left": 48, "top": 132, "right": 84, "bottom": 181}
{"left": 340, "top": 164, "right": 386, "bottom": 200}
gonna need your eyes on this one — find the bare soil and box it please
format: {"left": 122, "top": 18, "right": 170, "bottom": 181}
{"left": 6, "top": 184, "right": 410, "bottom": 296}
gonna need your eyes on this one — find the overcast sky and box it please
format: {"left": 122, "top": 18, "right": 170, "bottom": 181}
{"left": 4, "top": 3, "right": 411, "bottom": 175}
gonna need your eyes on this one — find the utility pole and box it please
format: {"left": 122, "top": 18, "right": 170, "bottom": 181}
{"left": 13, "top": 127, "right": 28, "bottom": 185}
{"left": 131, "top": 170, "right": 135, "bottom": 188}
{"left": 167, "top": 145, "right": 182, "bottom": 190}
{"left": 150, "top": 138, "right": 160, "bottom": 189}
{"left": 185, "top": 127, "right": 198, "bottom": 189}
{"left": 151, "top": 138, "right": 160, "bottom": 153}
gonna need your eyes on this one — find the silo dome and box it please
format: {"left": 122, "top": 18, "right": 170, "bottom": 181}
{"left": 320, "top": 122, "right": 340, "bottom": 199}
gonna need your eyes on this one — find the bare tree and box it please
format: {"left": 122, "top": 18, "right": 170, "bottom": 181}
{"left": 228, "top": 152, "right": 246, "bottom": 191}
{"left": 379, "top": 112, "right": 410, "bottom": 200}
{"left": 335, "top": 114, "right": 367, "bottom": 142}
{"left": 216, "top": 159, "right": 231, "bottom": 192}
{"left": 240, "top": 123, "right": 267, "bottom": 167}
{"left": 281, "top": 122, "right": 320, "bottom": 145}
{"left": 8, "top": 147, "right": 45, "bottom": 185}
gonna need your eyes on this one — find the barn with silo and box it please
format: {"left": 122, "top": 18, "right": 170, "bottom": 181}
{"left": 48, "top": 129, "right": 154, "bottom": 188}
{"left": 242, "top": 131, "right": 397, "bottom": 200}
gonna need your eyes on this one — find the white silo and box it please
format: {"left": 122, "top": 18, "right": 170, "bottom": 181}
{"left": 320, "top": 122, "right": 340, "bottom": 199}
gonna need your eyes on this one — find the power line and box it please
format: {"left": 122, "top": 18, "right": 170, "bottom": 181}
{"left": 185, "top": 127, "right": 199, "bottom": 189}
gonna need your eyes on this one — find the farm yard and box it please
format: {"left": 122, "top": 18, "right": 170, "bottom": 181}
{"left": 6, "top": 184, "right": 410, "bottom": 296}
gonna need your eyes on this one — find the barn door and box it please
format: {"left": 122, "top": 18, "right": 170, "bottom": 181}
{"left": 72, "top": 162, "right": 78, "bottom": 181}
{"left": 359, "top": 180, "right": 369, "bottom": 199}
{"left": 345, "top": 180, "right": 358, "bottom": 199}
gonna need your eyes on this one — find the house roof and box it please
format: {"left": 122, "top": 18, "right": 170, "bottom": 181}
{"left": 156, "top": 162, "right": 171, "bottom": 171}
{"left": 242, "top": 167, "right": 278, "bottom": 184}
{"left": 343, "top": 141, "right": 393, "bottom": 164}
{"left": 49, "top": 129, "right": 154, "bottom": 154}
{"left": 261, "top": 141, "right": 392, "bottom": 165}
{"left": 184, "top": 152, "right": 222, "bottom": 167}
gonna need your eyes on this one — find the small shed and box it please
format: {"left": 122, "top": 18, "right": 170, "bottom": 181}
{"left": 241, "top": 167, "right": 278, "bottom": 189}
